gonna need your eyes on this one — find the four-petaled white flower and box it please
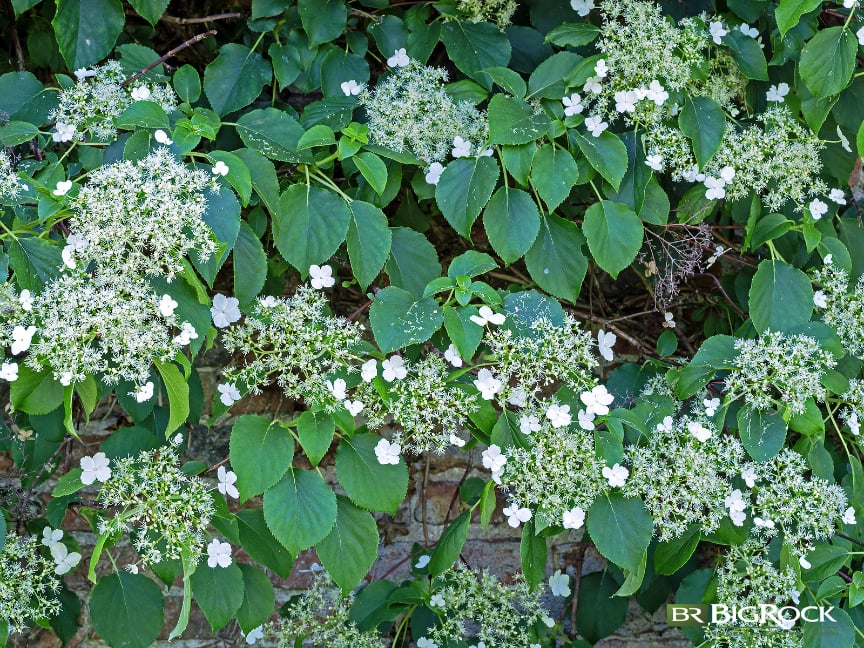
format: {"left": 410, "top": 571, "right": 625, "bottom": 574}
{"left": 212, "top": 161, "right": 230, "bottom": 176}
{"left": 207, "top": 539, "right": 233, "bottom": 568}
{"left": 703, "top": 397, "right": 720, "bottom": 417}
{"left": 11, "top": 325, "right": 36, "bottom": 355}
{"left": 562, "top": 93, "right": 584, "bottom": 116}
{"left": 508, "top": 389, "right": 528, "bottom": 408}
{"left": 259, "top": 295, "right": 278, "bottom": 308}
{"left": 53, "top": 122, "right": 76, "bottom": 142}
{"left": 154, "top": 129, "right": 173, "bottom": 145}
{"left": 341, "top": 79, "right": 362, "bottom": 96}
{"left": 361, "top": 359, "right": 378, "bottom": 382}
{"left": 451, "top": 136, "right": 472, "bottom": 158}
{"left": 309, "top": 264, "right": 335, "bottom": 289}
{"left": 741, "top": 467, "right": 757, "bottom": 488}
{"left": 481, "top": 444, "right": 507, "bottom": 476}
{"left": 656, "top": 416, "right": 673, "bottom": 432}
{"left": 218, "top": 382, "right": 241, "bottom": 406}
{"left": 244, "top": 626, "right": 265, "bottom": 645}
{"left": 739, "top": 23, "right": 759, "bottom": 38}
{"left": 585, "top": 115, "right": 607, "bottom": 137}
{"left": 375, "top": 437, "right": 402, "bottom": 465}
{"left": 344, "top": 399, "right": 364, "bottom": 416}
{"left": 519, "top": 414, "right": 541, "bottom": 435}
{"left": 444, "top": 344, "right": 462, "bottom": 367}
{"left": 709, "top": 21, "right": 727, "bottom": 44}
{"left": 211, "top": 294, "right": 241, "bottom": 328}
{"left": 843, "top": 507, "right": 857, "bottom": 525}
{"left": 614, "top": 90, "right": 638, "bottom": 113}
{"left": 173, "top": 321, "right": 198, "bottom": 346}
{"left": 577, "top": 408, "right": 595, "bottom": 430}
{"left": 502, "top": 503, "right": 532, "bottom": 528}
{"left": 425, "top": 162, "right": 445, "bottom": 185}
{"left": 51, "top": 542, "right": 81, "bottom": 576}
{"left": 0, "top": 362, "right": 18, "bottom": 382}
{"left": 813, "top": 290, "right": 828, "bottom": 308}
{"left": 719, "top": 166, "right": 735, "bottom": 183}
{"left": 594, "top": 58, "right": 608, "bottom": 78}
{"left": 387, "top": 48, "right": 409, "bottom": 67}
{"left": 217, "top": 465, "right": 239, "bottom": 499}
{"left": 829, "top": 188, "right": 846, "bottom": 205}
{"left": 766, "top": 83, "right": 790, "bottom": 103}
{"left": 646, "top": 80, "right": 668, "bottom": 105}
{"left": 581, "top": 385, "right": 613, "bottom": 416}
{"left": 729, "top": 508, "right": 746, "bottom": 526}
{"left": 562, "top": 506, "right": 585, "bottom": 530}
{"left": 327, "top": 378, "right": 347, "bottom": 400}
{"left": 19, "top": 289, "right": 33, "bottom": 311}
{"left": 74, "top": 67, "right": 96, "bottom": 80}
{"left": 753, "top": 516, "right": 775, "bottom": 529}
{"left": 644, "top": 154, "right": 663, "bottom": 172}
{"left": 546, "top": 403, "right": 572, "bottom": 428}
{"left": 549, "top": 569, "right": 571, "bottom": 597}
{"left": 53, "top": 180, "right": 73, "bottom": 197}
{"left": 159, "top": 294, "right": 178, "bottom": 317}
{"left": 662, "top": 312, "right": 676, "bottom": 328}
{"left": 583, "top": 76, "right": 602, "bottom": 94}
{"left": 596, "top": 329, "right": 616, "bottom": 362}
{"left": 80, "top": 452, "right": 111, "bottom": 485}
{"left": 429, "top": 593, "right": 445, "bottom": 607}
{"left": 809, "top": 198, "right": 828, "bottom": 221}
{"left": 133, "top": 381, "right": 154, "bottom": 403}
{"left": 602, "top": 463, "right": 628, "bottom": 488}
{"left": 417, "top": 638, "right": 438, "bottom": 648}
{"left": 704, "top": 176, "right": 726, "bottom": 200}
{"left": 469, "top": 305, "right": 505, "bottom": 326}
{"left": 61, "top": 233, "right": 89, "bottom": 270}
{"left": 382, "top": 355, "right": 407, "bottom": 381}
{"left": 474, "top": 368, "right": 503, "bottom": 400}
{"left": 42, "top": 527, "right": 63, "bottom": 548}
{"left": 450, "top": 433, "right": 466, "bottom": 447}
{"left": 130, "top": 85, "right": 151, "bottom": 101}
{"left": 687, "top": 420, "right": 711, "bottom": 442}
{"left": 570, "top": 0, "right": 595, "bottom": 16}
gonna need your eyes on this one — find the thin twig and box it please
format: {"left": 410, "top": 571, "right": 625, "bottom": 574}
{"left": 568, "top": 543, "right": 587, "bottom": 638}
{"left": 160, "top": 12, "right": 246, "bottom": 25}
{"left": 696, "top": 272, "right": 746, "bottom": 316}
{"left": 837, "top": 532, "right": 864, "bottom": 548}
{"left": 347, "top": 300, "right": 372, "bottom": 321}
{"left": 122, "top": 30, "right": 217, "bottom": 87}
{"left": 8, "top": 15, "right": 25, "bottom": 72}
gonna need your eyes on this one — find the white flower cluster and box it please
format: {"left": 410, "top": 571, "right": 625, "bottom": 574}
{"left": 0, "top": 534, "right": 62, "bottom": 631}
{"left": 812, "top": 261, "right": 864, "bottom": 358}
{"left": 359, "top": 60, "right": 489, "bottom": 163}
{"left": 724, "top": 330, "right": 836, "bottom": 416}
{"left": 50, "top": 60, "right": 177, "bottom": 142}
{"left": 41, "top": 527, "right": 81, "bottom": 576}
{"left": 456, "top": 0, "right": 517, "bottom": 29}
{"left": 0, "top": 151, "right": 23, "bottom": 201}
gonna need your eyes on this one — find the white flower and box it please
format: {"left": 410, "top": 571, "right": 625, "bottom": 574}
{"left": 829, "top": 188, "right": 846, "bottom": 205}
{"left": 704, "top": 176, "right": 727, "bottom": 200}
{"left": 570, "top": 0, "right": 594, "bottom": 16}
{"left": 382, "top": 355, "right": 407, "bottom": 381}
{"left": 602, "top": 463, "right": 628, "bottom": 488}
{"left": 244, "top": 626, "right": 265, "bottom": 644}
{"left": 309, "top": 264, "right": 335, "bottom": 289}
{"left": 474, "top": 368, "right": 503, "bottom": 400}
{"left": 327, "top": 378, "right": 347, "bottom": 400}
{"left": 173, "top": 321, "right": 198, "bottom": 346}
{"left": 361, "top": 359, "right": 378, "bottom": 382}
{"left": 133, "top": 381, "right": 154, "bottom": 403}
{"left": 809, "top": 198, "right": 828, "bottom": 221}
{"left": 502, "top": 503, "right": 532, "bottom": 527}
{"left": 790, "top": 588, "right": 801, "bottom": 605}
{"left": 753, "top": 517, "right": 775, "bottom": 529}
{"left": 429, "top": 593, "right": 445, "bottom": 607}
{"left": 848, "top": 412, "right": 860, "bottom": 435}
{"left": 580, "top": 385, "right": 613, "bottom": 416}
{"left": 211, "top": 294, "right": 241, "bottom": 328}
{"left": 549, "top": 569, "right": 571, "bottom": 597}
{"left": 583, "top": 76, "right": 602, "bottom": 94}
{"left": 799, "top": 555, "right": 811, "bottom": 569}
{"left": 158, "top": 294, "right": 178, "bottom": 317}
{"left": 824, "top": 254, "right": 833, "bottom": 265}
{"left": 10, "top": 325, "right": 36, "bottom": 355}
{"left": 845, "top": 0, "right": 859, "bottom": 7}
{"left": 52, "top": 180, "right": 73, "bottom": 197}
{"left": 703, "top": 397, "right": 720, "bottom": 417}
{"left": 593, "top": 58, "right": 608, "bottom": 78}
{"left": 387, "top": 47, "right": 409, "bottom": 67}
{"left": 614, "top": 90, "right": 638, "bottom": 113}
{"left": 51, "top": 543, "right": 81, "bottom": 576}
{"left": 585, "top": 115, "right": 607, "bottom": 137}
{"left": 375, "top": 438, "right": 402, "bottom": 465}
{"left": 259, "top": 295, "right": 278, "bottom": 307}
{"left": 858, "top": 26, "right": 864, "bottom": 47}
{"left": 154, "top": 129, "right": 173, "bottom": 145}
{"left": 519, "top": 414, "right": 541, "bottom": 435}
{"left": 444, "top": 344, "right": 462, "bottom": 367}
{"left": 217, "top": 465, "right": 239, "bottom": 499}
{"left": 417, "top": 638, "right": 438, "bottom": 648}
{"left": 687, "top": 420, "right": 712, "bottom": 442}
{"left": 766, "top": 83, "right": 790, "bottom": 103}
{"left": 577, "top": 408, "right": 595, "bottom": 430}
{"left": 18, "top": 289, "right": 33, "bottom": 311}
{"left": 725, "top": 489, "right": 747, "bottom": 512}
{"left": 479, "top": 147, "right": 493, "bottom": 157}
{"left": 415, "top": 554, "right": 431, "bottom": 568}
{"left": 80, "top": 452, "right": 111, "bottom": 485}
{"left": 741, "top": 466, "right": 757, "bottom": 488}
{"left": 719, "top": 166, "right": 736, "bottom": 183}
{"left": 562, "top": 506, "right": 585, "bottom": 530}
{"left": 508, "top": 389, "right": 528, "bottom": 408}
{"left": 681, "top": 166, "right": 706, "bottom": 183}
{"left": 843, "top": 507, "right": 857, "bottom": 525}
{"left": 130, "top": 85, "right": 151, "bottom": 101}
{"left": 344, "top": 399, "right": 364, "bottom": 416}
{"left": 218, "top": 383, "right": 241, "bottom": 406}
{"left": 59, "top": 371, "right": 73, "bottom": 387}
{"left": 646, "top": 79, "right": 668, "bottom": 105}
{"left": 42, "top": 527, "right": 63, "bottom": 548}
{"left": 644, "top": 154, "right": 663, "bottom": 172}
{"left": 53, "top": 122, "right": 76, "bottom": 142}
{"left": 656, "top": 416, "right": 674, "bottom": 432}
{"left": 662, "top": 312, "right": 676, "bottom": 328}
{"left": 837, "top": 125, "right": 853, "bottom": 153}
{"left": 709, "top": 21, "right": 727, "bottom": 44}
{"left": 813, "top": 290, "right": 828, "bottom": 308}
{"left": 739, "top": 23, "right": 759, "bottom": 38}
{"left": 0, "top": 361, "right": 18, "bottom": 382}
{"left": 212, "top": 160, "right": 230, "bottom": 176}
{"left": 207, "top": 539, "right": 232, "bottom": 568}
{"left": 481, "top": 444, "right": 507, "bottom": 473}
{"left": 340, "top": 79, "right": 362, "bottom": 96}
{"left": 449, "top": 433, "right": 465, "bottom": 447}
{"left": 546, "top": 403, "right": 572, "bottom": 428}
{"left": 425, "top": 162, "right": 445, "bottom": 185}
{"left": 451, "top": 135, "right": 472, "bottom": 158}
{"left": 61, "top": 245, "right": 76, "bottom": 269}
{"left": 74, "top": 67, "right": 96, "bottom": 79}
{"left": 562, "top": 93, "right": 584, "bottom": 116}
{"left": 469, "top": 305, "right": 506, "bottom": 326}
{"left": 706, "top": 245, "right": 726, "bottom": 268}
{"left": 729, "top": 509, "right": 746, "bottom": 526}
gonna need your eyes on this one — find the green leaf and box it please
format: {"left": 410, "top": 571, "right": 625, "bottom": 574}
{"left": 297, "top": 124, "right": 336, "bottom": 150}
{"left": 654, "top": 526, "right": 700, "bottom": 575}
{"left": 263, "top": 467, "right": 337, "bottom": 554}
{"left": 748, "top": 260, "right": 813, "bottom": 334}
{"left": 229, "top": 415, "right": 295, "bottom": 501}
{"left": 527, "top": 51, "right": 582, "bottom": 99}
{"left": 748, "top": 213, "right": 793, "bottom": 250}
{"left": 447, "top": 251, "right": 497, "bottom": 279}
{"left": 317, "top": 497, "right": 380, "bottom": 593}
{"left": 0, "top": 72, "right": 52, "bottom": 124}
{"left": 190, "top": 561, "right": 244, "bottom": 632}
{"left": 531, "top": 145, "right": 577, "bottom": 212}
{"left": 234, "top": 148, "right": 280, "bottom": 215}
{"left": 571, "top": 130, "right": 627, "bottom": 191}
{"left": 204, "top": 44, "right": 272, "bottom": 116}
{"left": 296, "top": 411, "right": 334, "bottom": 467}
{"left": 173, "top": 64, "right": 201, "bottom": 103}
{"left": 385, "top": 228, "right": 441, "bottom": 299}
{"left": 53, "top": 468, "right": 84, "bottom": 497}
{"left": 679, "top": 97, "right": 726, "bottom": 169}
{"left": 154, "top": 360, "right": 189, "bottom": 436}
{"left": 723, "top": 30, "right": 768, "bottom": 80}
{"left": 737, "top": 405, "right": 786, "bottom": 461}
{"left": 274, "top": 185, "right": 350, "bottom": 271}
{"left": 776, "top": 0, "right": 821, "bottom": 38}
{"left": 587, "top": 493, "right": 653, "bottom": 572}
{"left": 236, "top": 509, "right": 295, "bottom": 578}
{"left": 236, "top": 564, "right": 275, "bottom": 634}
{"left": 8, "top": 236, "right": 62, "bottom": 292}
{"left": 346, "top": 201, "right": 391, "bottom": 291}
{"left": 236, "top": 108, "right": 307, "bottom": 162}
{"left": 53, "top": 0, "right": 124, "bottom": 70}
{"left": 10, "top": 365, "right": 63, "bottom": 416}
{"left": 208, "top": 150, "right": 252, "bottom": 206}
{"left": 444, "top": 305, "right": 484, "bottom": 360}
{"left": 336, "top": 433, "right": 409, "bottom": 513}
{"left": 128, "top": 0, "right": 169, "bottom": 24}
{"left": 429, "top": 510, "right": 471, "bottom": 576}
{"left": 441, "top": 21, "right": 511, "bottom": 87}
{"left": 488, "top": 95, "right": 547, "bottom": 145}
{"left": 803, "top": 607, "right": 856, "bottom": 648}
{"left": 674, "top": 335, "right": 737, "bottom": 399}
{"left": 298, "top": 0, "right": 347, "bottom": 47}
{"left": 482, "top": 186, "right": 540, "bottom": 265}
{"left": 801, "top": 544, "right": 849, "bottom": 582}
{"left": 89, "top": 572, "right": 164, "bottom": 648}
{"left": 520, "top": 519, "right": 547, "bottom": 590}
{"left": 799, "top": 26, "right": 857, "bottom": 99}
{"left": 0, "top": 121, "right": 38, "bottom": 146}
{"left": 524, "top": 214, "right": 587, "bottom": 303}
{"left": 354, "top": 151, "right": 388, "bottom": 196}
{"left": 369, "top": 286, "right": 444, "bottom": 352}
{"left": 583, "top": 200, "right": 643, "bottom": 279}
{"left": 481, "top": 66, "right": 526, "bottom": 98}
{"left": 435, "top": 157, "right": 500, "bottom": 239}
{"left": 233, "top": 223, "right": 267, "bottom": 305}
{"left": 576, "top": 572, "right": 628, "bottom": 643}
